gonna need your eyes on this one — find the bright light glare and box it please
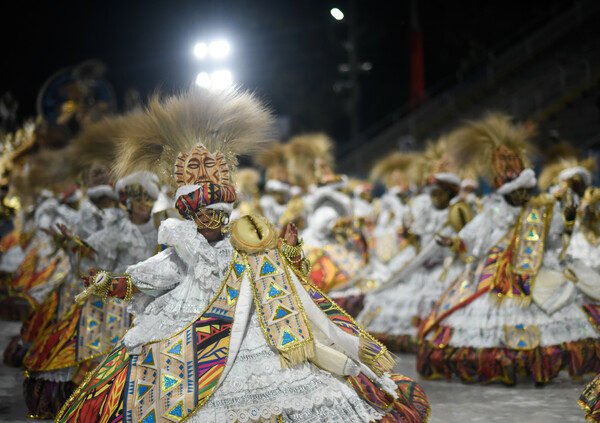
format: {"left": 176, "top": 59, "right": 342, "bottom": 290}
{"left": 196, "top": 72, "right": 211, "bottom": 88}
{"left": 211, "top": 70, "right": 233, "bottom": 88}
{"left": 195, "top": 70, "right": 233, "bottom": 89}
{"left": 330, "top": 8, "right": 344, "bottom": 20}
{"left": 194, "top": 42, "right": 208, "bottom": 59}
{"left": 209, "top": 40, "right": 230, "bottom": 59}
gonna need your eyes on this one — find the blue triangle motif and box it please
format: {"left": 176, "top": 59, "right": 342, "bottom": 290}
{"left": 142, "top": 349, "right": 155, "bottom": 366}
{"left": 89, "top": 338, "right": 101, "bottom": 349}
{"left": 88, "top": 320, "right": 98, "bottom": 329}
{"left": 281, "top": 328, "right": 297, "bottom": 347}
{"left": 108, "top": 315, "right": 117, "bottom": 324}
{"left": 92, "top": 300, "right": 103, "bottom": 309}
{"left": 163, "top": 374, "right": 179, "bottom": 391}
{"left": 274, "top": 306, "right": 291, "bottom": 320}
{"left": 518, "top": 339, "right": 527, "bottom": 348}
{"left": 110, "top": 335, "right": 119, "bottom": 344}
{"left": 227, "top": 286, "right": 239, "bottom": 302}
{"left": 141, "top": 410, "right": 156, "bottom": 423}
{"left": 268, "top": 284, "right": 284, "bottom": 298}
{"left": 524, "top": 246, "right": 533, "bottom": 254}
{"left": 515, "top": 324, "right": 524, "bottom": 330}
{"left": 137, "top": 384, "right": 151, "bottom": 399}
{"left": 167, "top": 342, "right": 182, "bottom": 357}
{"left": 234, "top": 263, "right": 245, "bottom": 277}
{"left": 167, "top": 402, "right": 184, "bottom": 419}
{"left": 521, "top": 262, "right": 530, "bottom": 269}
{"left": 260, "top": 259, "right": 277, "bottom": 276}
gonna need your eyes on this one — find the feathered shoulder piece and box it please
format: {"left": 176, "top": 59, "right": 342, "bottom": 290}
{"left": 449, "top": 111, "right": 536, "bottom": 185}
{"left": 112, "top": 85, "right": 276, "bottom": 188}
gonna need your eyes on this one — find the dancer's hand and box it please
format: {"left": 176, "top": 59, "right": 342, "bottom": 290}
{"left": 435, "top": 234, "right": 452, "bottom": 247}
{"left": 283, "top": 222, "right": 298, "bottom": 246}
{"left": 56, "top": 223, "right": 74, "bottom": 240}
{"left": 81, "top": 269, "right": 99, "bottom": 287}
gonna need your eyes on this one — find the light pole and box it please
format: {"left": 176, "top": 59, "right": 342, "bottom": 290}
{"left": 193, "top": 40, "right": 233, "bottom": 89}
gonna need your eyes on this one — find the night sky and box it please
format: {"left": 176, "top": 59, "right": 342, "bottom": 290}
{"left": 0, "top": 0, "right": 575, "bottom": 150}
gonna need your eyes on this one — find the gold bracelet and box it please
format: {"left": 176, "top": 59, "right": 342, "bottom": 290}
{"left": 280, "top": 237, "right": 304, "bottom": 257}
{"left": 123, "top": 275, "right": 134, "bottom": 302}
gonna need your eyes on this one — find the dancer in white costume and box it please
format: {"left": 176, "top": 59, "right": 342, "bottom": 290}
{"left": 418, "top": 112, "right": 600, "bottom": 385}
{"left": 57, "top": 86, "right": 430, "bottom": 423}
{"left": 21, "top": 170, "right": 162, "bottom": 419}
{"left": 357, "top": 134, "right": 473, "bottom": 353}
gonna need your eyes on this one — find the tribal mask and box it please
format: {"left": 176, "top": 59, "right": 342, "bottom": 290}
{"left": 491, "top": 145, "right": 525, "bottom": 189}
{"left": 174, "top": 144, "right": 230, "bottom": 188}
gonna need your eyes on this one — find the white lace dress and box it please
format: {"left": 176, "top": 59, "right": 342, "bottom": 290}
{"left": 423, "top": 194, "right": 600, "bottom": 349}
{"left": 124, "top": 218, "right": 391, "bottom": 423}
{"left": 357, "top": 193, "right": 463, "bottom": 340}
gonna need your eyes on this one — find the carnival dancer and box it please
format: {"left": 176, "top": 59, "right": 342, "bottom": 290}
{"left": 2, "top": 163, "right": 120, "bottom": 368}
{"left": 417, "top": 112, "right": 600, "bottom": 385}
{"left": 356, "top": 133, "right": 473, "bottom": 353}
{"left": 56, "top": 85, "right": 430, "bottom": 423}
{"left": 255, "top": 141, "right": 298, "bottom": 226}
{"left": 20, "top": 170, "right": 161, "bottom": 419}
{"left": 368, "top": 151, "right": 421, "bottom": 273}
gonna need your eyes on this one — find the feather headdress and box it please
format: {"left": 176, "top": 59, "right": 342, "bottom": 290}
{"left": 448, "top": 111, "right": 536, "bottom": 189}
{"left": 111, "top": 85, "right": 276, "bottom": 188}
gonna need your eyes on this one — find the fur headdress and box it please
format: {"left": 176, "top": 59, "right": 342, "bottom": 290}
{"left": 255, "top": 141, "right": 289, "bottom": 182}
{"left": 285, "top": 133, "right": 335, "bottom": 189}
{"left": 449, "top": 111, "right": 537, "bottom": 192}
{"left": 111, "top": 85, "right": 275, "bottom": 218}
{"left": 420, "top": 134, "right": 461, "bottom": 187}
{"left": 538, "top": 156, "right": 597, "bottom": 191}
{"left": 370, "top": 151, "right": 420, "bottom": 190}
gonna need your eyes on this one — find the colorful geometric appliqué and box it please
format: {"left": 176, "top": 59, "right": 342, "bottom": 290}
{"left": 164, "top": 399, "right": 184, "bottom": 422}
{"left": 160, "top": 371, "right": 182, "bottom": 394}
{"left": 141, "top": 347, "right": 156, "bottom": 368}
{"left": 260, "top": 257, "right": 279, "bottom": 276}
{"left": 140, "top": 408, "right": 157, "bottom": 423}
{"left": 107, "top": 313, "right": 120, "bottom": 325}
{"left": 265, "top": 282, "right": 286, "bottom": 301}
{"left": 280, "top": 327, "right": 298, "bottom": 347}
{"left": 226, "top": 285, "right": 239, "bottom": 305}
{"left": 88, "top": 337, "right": 101, "bottom": 350}
{"left": 136, "top": 382, "right": 153, "bottom": 403}
{"left": 233, "top": 262, "right": 246, "bottom": 278}
{"left": 87, "top": 318, "right": 99, "bottom": 330}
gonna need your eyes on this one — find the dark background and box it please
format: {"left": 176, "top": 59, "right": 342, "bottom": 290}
{"left": 0, "top": 0, "right": 576, "bottom": 149}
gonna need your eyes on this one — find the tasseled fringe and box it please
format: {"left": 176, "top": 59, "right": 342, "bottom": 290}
{"left": 359, "top": 337, "right": 395, "bottom": 377}
{"left": 279, "top": 340, "right": 316, "bottom": 369}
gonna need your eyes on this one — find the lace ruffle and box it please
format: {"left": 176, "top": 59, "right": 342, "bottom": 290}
{"left": 430, "top": 293, "right": 600, "bottom": 348}
{"left": 191, "top": 314, "right": 383, "bottom": 423}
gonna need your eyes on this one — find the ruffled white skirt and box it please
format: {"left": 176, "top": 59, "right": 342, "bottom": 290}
{"left": 426, "top": 292, "right": 600, "bottom": 349}
{"left": 358, "top": 260, "right": 463, "bottom": 337}
{"left": 190, "top": 312, "right": 384, "bottom": 423}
